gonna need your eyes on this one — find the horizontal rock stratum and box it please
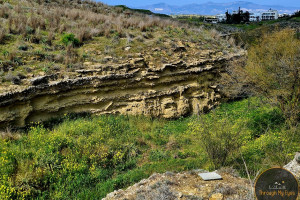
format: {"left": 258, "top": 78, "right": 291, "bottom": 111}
{"left": 0, "top": 51, "right": 245, "bottom": 128}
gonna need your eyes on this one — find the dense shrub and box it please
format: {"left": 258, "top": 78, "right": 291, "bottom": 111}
{"left": 61, "top": 33, "right": 80, "bottom": 47}
{"left": 245, "top": 29, "right": 300, "bottom": 123}
{"left": 189, "top": 113, "right": 245, "bottom": 169}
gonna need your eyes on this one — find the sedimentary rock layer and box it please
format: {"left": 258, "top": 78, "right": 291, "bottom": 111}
{"left": 0, "top": 52, "right": 244, "bottom": 128}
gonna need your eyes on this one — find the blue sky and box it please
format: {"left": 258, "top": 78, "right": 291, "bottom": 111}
{"left": 97, "top": 0, "right": 300, "bottom": 8}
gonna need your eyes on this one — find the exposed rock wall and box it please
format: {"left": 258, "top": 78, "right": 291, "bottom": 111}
{"left": 0, "top": 51, "right": 244, "bottom": 128}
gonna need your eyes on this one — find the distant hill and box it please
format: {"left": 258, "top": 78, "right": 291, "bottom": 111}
{"left": 114, "top": 5, "right": 170, "bottom": 17}
{"left": 135, "top": 1, "right": 299, "bottom": 15}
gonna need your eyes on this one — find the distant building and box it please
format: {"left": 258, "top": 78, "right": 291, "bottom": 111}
{"left": 279, "top": 13, "right": 290, "bottom": 18}
{"left": 204, "top": 16, "right": 218, "bottom": 23}
{"left": 261, "top": 9, "right": 278, "bottom": 20}
{"left": 219, "top": 8, "right": 278, "bottom": 23}
{"left": 209, "top": 8, "right": 279, "bottom": 24}
{"left": 216, "top": 14, "right": 226, "bottom": 22}
{"left": 249, "top": 12, "right": 261, "bottom": 21}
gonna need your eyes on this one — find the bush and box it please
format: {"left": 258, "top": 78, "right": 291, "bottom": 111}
{"left": 189, "top": 112, "right": 245, "bottom": 169}
{"left": 25, "top": 26, "right": 34, "bottom": 35}
{"left": 61, "top": 33, "right": 80, "bottom": 47}
{"left": 245, "top": 29, "right": 300, "bottom": 123}
{"left": 236, "top": 127, "right": 298, "bottom": 177}
{"left": 18, "top": 45, "right": 28, "bottom": 51}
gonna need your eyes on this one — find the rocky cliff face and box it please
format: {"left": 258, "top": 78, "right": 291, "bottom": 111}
{"left": 0, "top": 50, "right": 245, "bottom": 128}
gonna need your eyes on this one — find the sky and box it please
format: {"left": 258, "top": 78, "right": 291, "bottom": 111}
{"left": 97, "top": 0, "right": 300, "bottom": 8}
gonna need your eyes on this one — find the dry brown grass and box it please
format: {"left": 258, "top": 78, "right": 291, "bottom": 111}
{"left": 228, "top": 37, "right": 236, "bottom": 47}
{"left": 75, "top": 26, "right": 92, "bottom": 43}
{"left": 1, "top": 0, "right": 179, "bottom": 43}
{"left": 0, "top": 4, "right": 9, "bottom": 18}
{"left": 0, "top": 27, "right": 6, "bottom": 43}
{"left": 210, "top": 28, "right": 221, "bottom": 40}
{"left": 0, "top": 127, "right": 22, "bottom": 140}
{"left": 47, "top": 29, "right": 56, "bottom": 45}
{"left": 0, "top": 128, "right": 22, "bottom": 140}
{"left": 0, "top": 0, "right": 229, "bottom": 81}
{"left": 8, "top": 14, "right": 26, "bottom": 34}
{"left": 64, "top": 44, "right": 79, "bottom": 65}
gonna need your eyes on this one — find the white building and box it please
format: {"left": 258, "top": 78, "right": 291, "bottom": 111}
{"left": 249, "top": 9, "right": 279, "bottom": 22}
{"left": 214, "top": 8, "right": 278, "bottom": 23}
{"left": 216, "top": 14, "right": 226, "bottom": 22}
{"left": 249, "top": 12, "right": 261, "bottom": 21}
{"left": 261, "top": 9, "right": 278, "bottom": 20}
{"left": 204, "top": 17, "right": 218, "bottom": 23}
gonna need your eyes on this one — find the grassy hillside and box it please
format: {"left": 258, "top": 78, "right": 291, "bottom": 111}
{"left": 0, "top": 0, "right": 235, "bottom": 93}
{"left": 1, "top": 97, "right": 299, "bottom": 199}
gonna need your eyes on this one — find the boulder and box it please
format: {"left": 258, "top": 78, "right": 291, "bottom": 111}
{"left": 284, "top": 152, "right": 300, "bottom": 178}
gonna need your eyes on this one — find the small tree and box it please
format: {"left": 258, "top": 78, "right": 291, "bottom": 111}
{"left": 245, "top": 29, "right": 300, "bottom": 123}
{"left": 225, "top": 8, "right": 250, "bottom": 24}
{"left": 291, "top": 10, "right": 300, "bottom": 17}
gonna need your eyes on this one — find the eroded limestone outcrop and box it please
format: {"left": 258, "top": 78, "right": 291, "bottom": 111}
{"left": 0, "top": 51, "right": 245, "bottom": 128}
{"left": 103, "top": 170, "right": 252, "bottom": 200}
{"left": 284, "top": 152, "right": 300, "bottom": 179}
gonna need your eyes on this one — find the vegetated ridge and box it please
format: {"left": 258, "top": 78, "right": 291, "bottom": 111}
{"left": 0, "top": 0, "right": 244, "bottom": 127}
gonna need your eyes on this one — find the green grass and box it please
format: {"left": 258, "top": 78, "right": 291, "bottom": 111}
{"left": 290, "top": 16, "right": 300, "bottom": 22}
{"left": 221, "top": 16, "right": 300, "bottom": 32}
{"left": 0, "top": 97, "right": 299, "bottom": 199}
{"left": 225, "top": 19, "right": 280, "bottom": 31}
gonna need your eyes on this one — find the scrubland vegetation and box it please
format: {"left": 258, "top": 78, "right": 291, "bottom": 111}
{"left": 246, "top": 29, "right": 300, "bottom": 123}
{"left": 0, "top": 97, "right": 299, "bottom": 199}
